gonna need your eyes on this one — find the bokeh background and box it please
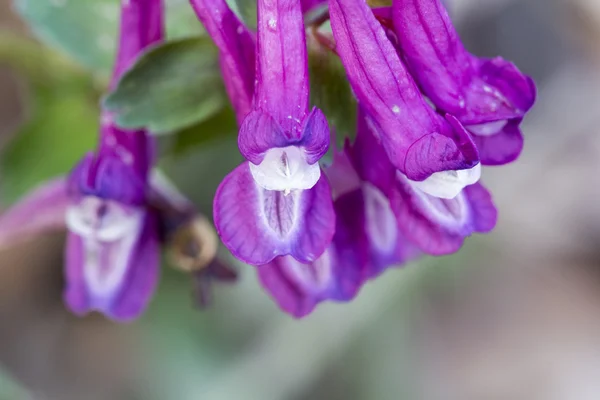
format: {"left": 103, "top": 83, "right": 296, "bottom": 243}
{"left": 1, "top": 0, "right": 600, "bottom": 399}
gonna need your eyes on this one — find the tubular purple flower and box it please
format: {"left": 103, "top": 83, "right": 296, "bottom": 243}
{"left": 258, "top": 144, "right": 418, "bottom": 318}
{"left": 392, "top": 0, "right": 536, "bottom": 165}
{"left": 64, "top": 0, "right": 164, "bottom": 321}
{"left": 190, "top": 0, "right": 256, "bottom": 122}
{"left": 351, "top": 107, "right": 497, "bottom": 256}
{"left": 329, "top": 0, "right": 481, "bottom": 198}
{"left": 257, "top": 189, "right": 368, "bottom": 318}
{"left": 213, "top": 0, "right": 335, "bottom": 265}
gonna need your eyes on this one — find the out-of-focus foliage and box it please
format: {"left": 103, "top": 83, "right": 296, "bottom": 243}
{"left": 166, "top": 106, "right": 238, "bottom": 156}
{"left": 0, "top": 35, "right": 97, "bottom": 203}
{"left": 14, "top": 0, "right": 203, "bottom": 74}
{"left": 309, "top": 45, "right": 357, "bottom": 146}
{"left": 104, "top": 37, "right": 227, "bottom": 134}
{"left": 226, "top": 0, "right": 257, "bottom": 28}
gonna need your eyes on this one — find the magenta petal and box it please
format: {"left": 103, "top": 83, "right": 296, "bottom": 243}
{"left": 329, "top": 0, "right": 478, "bottom": 179}
{"left": 360, "top": 183, "right": 418, "bottom": 276}
{"left": 299, "top": 107, "right": 330, "bottom": 164}
{"left": 463, "top": 183, "right": 497, "bottom": 233}
{"left": 466, "top": 57, "right": 537, "bottom": 123}
{"left": 389, "top": 186, "right": 465, "bottom": 255}
{"left": 214, "top": 162, "right": 335, "bottom": 265}
{"left": 70, "top": 153, "right": 146, "bottom": 206}
{"left": 190, "top": 0, "right": 255, "bottom": 121}
{"left": 324, "top": 146, "right": 362, "bottom": 198}
{"left": 390, "top": 175, "right": 497, "bottom": 255}
{"left": 391, "top": 0, "right": 473, "bottom": 113}
{"left": 404, "top": 114, "right": 479, "bottom": 181}
{"left": 470, "top": 120, "right": 524, "bottom": 165}
{"left": 257, "top": 189, "right": 369, "bottom": 318}
{"left": 392, "top": 0, "right": 536, "bottom": 129}
{"left": 257, "top": 253, "right": 334, "bottom": 318}
{"left": 238, "top": 110, "right": 287, "bottom": 164}
{"left": 64, "top": 208, "right": 160, "bottom": 322}
{"left": 255, "top": 0, "right": 309, "bottom": 133}
{"left": 0, "top": 178, "right": 68, "bottom": 249}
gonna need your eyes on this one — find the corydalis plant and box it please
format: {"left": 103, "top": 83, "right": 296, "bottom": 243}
{"left": 189, "top": 0, "right": 535, "bottom": 317}
{"left": 1, "top": 0, "right": 536, "bottom": 320}
{"left": 211, "top": 0, "right": 335, "bottom": 266}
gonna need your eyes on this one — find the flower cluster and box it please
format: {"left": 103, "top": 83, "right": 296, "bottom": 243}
{"left": 0, "top": 0, "right": 535, "bottom": 320}
{"left": 195, "top": 0, "right": 535, "bottom": 317}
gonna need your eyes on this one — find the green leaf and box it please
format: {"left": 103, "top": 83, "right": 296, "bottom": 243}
{"left": 104, "top": 37, "right": 228, "bottom": 134}
{"left": 14, "top": 0, "right": 203, "bottom": 75}
{"left": 165, "top": 106, "right": 238, "bottom": 156}
{"left": 309, "top": 48, "right": 357, "bottom": 147}
{"left": 0, "top": 81, "right": 98, "bottom": 204}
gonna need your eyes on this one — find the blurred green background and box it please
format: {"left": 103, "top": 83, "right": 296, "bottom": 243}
{"left": 1, "top": 0, "right": 600, "bottom": 399}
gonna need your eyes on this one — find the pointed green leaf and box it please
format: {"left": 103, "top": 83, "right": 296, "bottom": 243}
{"left": 166, "top": 106, "right": 238, "bottom": 156}
{"left": 104, "top": 37, "right": 228, "bottom": 134}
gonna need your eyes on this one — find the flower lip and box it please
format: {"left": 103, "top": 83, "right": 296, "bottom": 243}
{"left": 282, "top": 250, "right": 334, "bottom": 294}
{"left": 248, "top": 145, "right": 321, "bottom": 193}
{"left": 65, "top": 196, "right": 146, "bottom": 299}
{"left": 407, "top": 163, "right": 481, "bottom": 200}
{"left": 66, "top": 196, "right": 142, "bottom": 242}
{"left": 466, "top": 120, "right": 508, "bottom": 137}
{"left": 362, "top": 182, "right": 398, "bottom": 256}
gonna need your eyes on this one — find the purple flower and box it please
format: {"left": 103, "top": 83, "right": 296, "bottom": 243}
{"left": 392, "top": 0, "right": 536, "bottom": 165}
{"left": 329, "top": 0, "right": 481, "bottom": 198}
{"left": 258, "top": 144, "right": 418, "bottom": 318}
{"left": 351, "top": 107, "right": 497, "bottom": 256}
{"left": 62, "top": 0, "right": 164, "bottom": 321}
{"left": 213, "top": 0, "right": 335, "bottom": 265}
{"left": 0, "top": 0, "right": 174, "bottom": 321}
{"left": 63, "top": 136, "right": 160, "bottom": 321}
{"left": 257, "top": 188, "right": 368, "bottom": 318}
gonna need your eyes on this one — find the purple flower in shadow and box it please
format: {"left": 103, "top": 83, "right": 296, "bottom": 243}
{"left": 350, "top": 107, "right": 497, "bottom": 256}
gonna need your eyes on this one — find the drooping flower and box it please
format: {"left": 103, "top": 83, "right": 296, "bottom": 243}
{"left": 212, "top": 0, "right": 335, "bottom": 266}
{"left": 259, "top": 134, "right": 419, "bottom": 318}
{"left": 392, "top": 0, "right": 536, "bottom": 165}
{"left": 62, "top": 0, "right": 164, "bottom": 320}
{"left": 0, "top": 0, "right": 232, "bottom": 321}
{"left": 350, "top": 107, "right": 497, "bottom": 255}
{"left": 329, "top": 0, "right": 481, "bottom": 198}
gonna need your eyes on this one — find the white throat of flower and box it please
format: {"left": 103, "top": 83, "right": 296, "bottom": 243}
{"left": 249, "top": 145, "right": 320, "bottom": 194}
{"left": 66, "top": 196, "right": 143, "bottom": 297}
{"left": 408, "top": 163, "right": 481, "bottom": 199}
{"left": 466, "top": 120, "right": 508, "bottom": 137}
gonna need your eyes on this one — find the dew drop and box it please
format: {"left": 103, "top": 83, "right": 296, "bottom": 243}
{"left": 268, "top": 18, "right": 277, "bottom": 30}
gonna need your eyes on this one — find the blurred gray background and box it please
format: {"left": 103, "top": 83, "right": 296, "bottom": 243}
{"left": 1, "top": 0, "right": 600, "bottom": 399}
